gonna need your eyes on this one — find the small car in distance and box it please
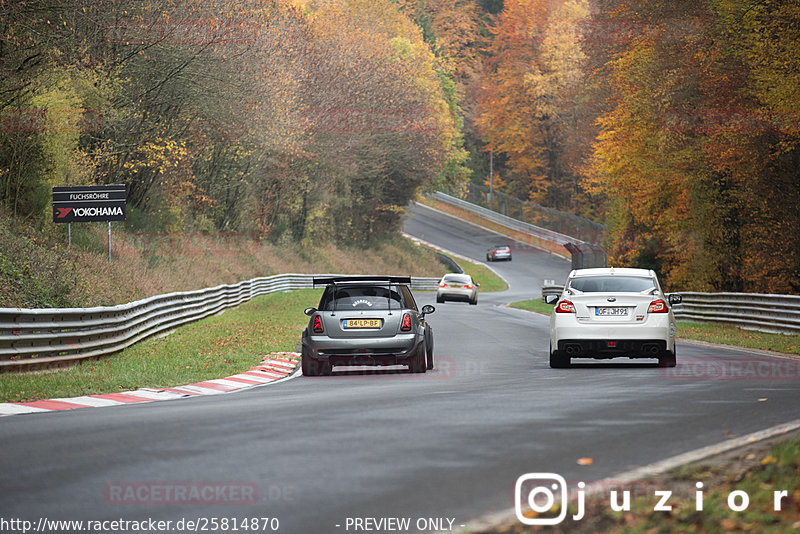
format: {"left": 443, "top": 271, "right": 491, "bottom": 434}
{"left": 546, "top": 268, "right": 682, "bottom": 368}
{"left": 486, "top": 245, "right": 512, "bottom": 262}
{"left": 436, "top": 273, "right": 479, "bottom": 305}
{"left": 300, "top": 276, "right": 435, "bottom": 376}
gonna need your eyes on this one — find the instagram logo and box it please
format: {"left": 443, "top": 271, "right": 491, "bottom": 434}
{"left": 515, "top": 473, "right": 570, "bottom": 525}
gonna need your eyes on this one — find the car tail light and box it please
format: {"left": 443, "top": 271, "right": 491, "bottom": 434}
{"left": 464, "top": 284, "right": 473, "bottom": 289}
{"left": 400, "top": 313, "right": 412, "bottom": 331}
{"left": 555, "top": 300, "right": 575, "bottom": 313}
{"left": 648, "top": 299, "right": 668, "bottom": 313}
{"left": 439, "top": 282, "right": 448, "bottom": 288}
{"left": 312, "top": 315, "right": 324, "bottom": 333}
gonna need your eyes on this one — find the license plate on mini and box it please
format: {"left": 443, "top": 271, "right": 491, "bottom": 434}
{"left": 342, "top": 319, "right": 382, "bottom": 329}
{"left": 595, "top": 307, "right": 628, "bottom": 316}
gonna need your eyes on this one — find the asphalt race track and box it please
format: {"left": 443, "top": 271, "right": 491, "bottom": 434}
{"left": 1, "top": 203, "right": 798, "bottom": 533}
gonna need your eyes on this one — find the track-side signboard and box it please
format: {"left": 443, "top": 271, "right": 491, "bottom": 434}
{"left": 53, "top": 185, "right": 127, "bottom": 223}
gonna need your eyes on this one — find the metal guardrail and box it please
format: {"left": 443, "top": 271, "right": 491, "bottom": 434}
{"left": 671, "top": 292, "right": 800, "bottom": 335}
{"left": 0, "top": 274, "right": 440, "bottom": 372}
{"left": 430, "top": 192, "right": 580, "bottom": 246}
{"left": 541, "top": 283, "right": 563, "bottom": 299}
{"left": 450, "top": 183, "right": 605, "bottom": 243}
{"left": 540, "top": 285, "right": 800, "bottom": 335}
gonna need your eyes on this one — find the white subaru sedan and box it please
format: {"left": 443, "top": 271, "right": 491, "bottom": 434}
{"left": 546, "top": 268, "right": 681, "bottom": 368}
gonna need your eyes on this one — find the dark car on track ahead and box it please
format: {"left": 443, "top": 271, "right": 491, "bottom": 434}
{"left": 300, "top": 276, "right": 435, "bottom": 376}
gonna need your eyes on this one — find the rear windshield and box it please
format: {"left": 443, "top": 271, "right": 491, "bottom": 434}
{"left": 569, "top": 276, "right": 655, "bottom": 293}
{"left": 318, "top": 285, "right": 404, "bottom": 311}
{"left": 443, "top": 274, "right": 471, "bottom": 283}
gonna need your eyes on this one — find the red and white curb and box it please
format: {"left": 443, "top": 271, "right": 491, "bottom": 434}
{"left": 0, "top": 352, "right": 300, "bottom": 417}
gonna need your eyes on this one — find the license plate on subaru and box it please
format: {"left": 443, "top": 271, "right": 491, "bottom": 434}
{"left": 595, "top": 307, "right": 628, "bottom": 316}
{"left": 342, "top": 319, "right": 382, "bottom": 329}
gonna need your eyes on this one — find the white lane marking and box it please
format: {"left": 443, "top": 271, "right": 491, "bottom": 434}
{"left": 455, "top": 418, "right": 800, "bottom": 533}
{"left": 0, "top": 404, "right": 51, "bottom": 416}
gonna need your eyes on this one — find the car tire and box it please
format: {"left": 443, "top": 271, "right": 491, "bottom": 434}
{"left": 301, "top": 347, "right": 331, "bottom": 376}
{"left": 486, "top": 255, "right": 492, "bottom": 262}
{"left": 658, "top": 350, "right": 677, "bottom": 368}
{"left": 469, "top": 297, "right": 477, "bottom": 305}
{"left": 409, "top": 341, "right": 427, "bottom": 373}
{"left": 549, "top": 347, "right": 570, "bottom": 369}
{"left": 436, "top": 296, "right": 444, "bottom": 304}
{"left": 426, "top": 335, "right": 434, "bottom": 370}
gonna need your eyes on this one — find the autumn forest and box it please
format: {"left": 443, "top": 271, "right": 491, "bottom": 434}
{"left": 1, "top": 0, "right": 798, "bottom": 293}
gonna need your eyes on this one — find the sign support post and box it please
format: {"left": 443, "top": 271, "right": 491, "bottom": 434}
{"left": 68, "top": 223, "right": 71, "bottom": 248}
{"left": 108, "top": 221, "right": 112, "bottom": 262}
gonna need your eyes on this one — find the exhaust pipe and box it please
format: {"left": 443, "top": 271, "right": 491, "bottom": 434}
{"left": 643, "top": 344, "right": 661, "bottom": 356}
{"left": 565, "top": 345, "right": 582, "bottom": 356}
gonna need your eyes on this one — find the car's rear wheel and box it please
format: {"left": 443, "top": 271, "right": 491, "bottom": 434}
{"left": 302, "top": 347, "right": 331, "bottom": 376}
{"left": 469, "top": 296, "right": 478, "bottom": 306}
{"left": 426, "top": 336, "right": 434, "bottom": 370}
{"left": 436, "top": 295, "right": 444, "bottom": 303}
{"left": 549, "top": 345, "right": 570, "bottom": 368}
{"left": 409, "top": 341, "right": 427, "bottom": 373}
{"left": 658, "top": 349, "right": 677, "bottom": 368}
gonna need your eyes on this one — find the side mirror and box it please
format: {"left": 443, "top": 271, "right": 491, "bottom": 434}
{"left": 304, "top": 307, "right": 317, "bottom": 316}
{"left": 668, "top": 294, "right": 682, "bottom": 305}
{"left": 544, "top": 295, "right": 559, "bottom": 305}
{"left": 475, "top": 282, "right": 481, "bottom": 288}
{"left": 421, "top": 305, "right": 435, "bottom": 315}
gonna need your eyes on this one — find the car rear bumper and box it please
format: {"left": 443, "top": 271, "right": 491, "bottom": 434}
{"left": 437, "top": 288, "right": 476, "bottom": 301}
{"left": 302, "top": 333, "right": 421, "bottom": 366}
{"left": 551, "top": 315, "right": 674, "bottom": 358}
{"left": 556, "top": 339, "right": 669, "bottom": 359}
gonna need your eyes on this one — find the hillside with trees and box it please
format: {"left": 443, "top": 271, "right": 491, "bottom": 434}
{"left": 1, "top": 0, "right": 798, "bottom": 295}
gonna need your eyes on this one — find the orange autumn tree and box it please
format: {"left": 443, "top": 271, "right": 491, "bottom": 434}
{"left": 476, "top": 0, "right": 591, "bottom": 207}
{"left": 584, "top": 0, "right": 800, "bottom": 293}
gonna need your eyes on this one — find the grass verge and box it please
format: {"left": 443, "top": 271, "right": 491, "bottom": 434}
{"left": 677, "top": 320, "right": 800, "bottom": 355}
{"left": 508, "top": 299, "right": 800, "bottom": 356}
{"left": 509, "top": 299, "right": 555, "bottom": 315}
{"left": 0, "top": 289, "right": 321, "bottom": 403}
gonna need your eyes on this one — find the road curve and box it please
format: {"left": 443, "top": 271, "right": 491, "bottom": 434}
{"left": 0, "top": 203, "right": 798, "bottom": 533}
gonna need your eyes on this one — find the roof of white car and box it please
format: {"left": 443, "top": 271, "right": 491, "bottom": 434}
{"left": 570, "top": 267, "right": 654, "bottom": 278}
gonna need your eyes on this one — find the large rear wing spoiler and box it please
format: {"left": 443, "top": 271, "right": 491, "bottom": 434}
{"left": 312, "top": 276, "right": 412, "bottom": 286}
